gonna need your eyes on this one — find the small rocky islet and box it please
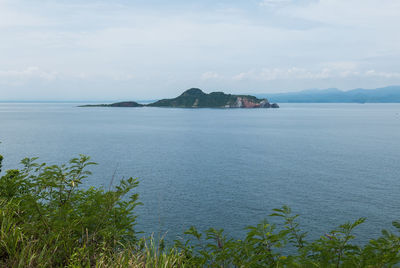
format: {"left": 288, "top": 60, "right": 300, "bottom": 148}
{"left": 79, "top": 88, "right": 279, "bottom": 108}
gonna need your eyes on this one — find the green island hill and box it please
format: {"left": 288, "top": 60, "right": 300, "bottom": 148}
{"left": 78, "top": 101, "right": 143, "bottom": 107}
{"left": 79, "top": 88, "right": 279, "bottom": 108}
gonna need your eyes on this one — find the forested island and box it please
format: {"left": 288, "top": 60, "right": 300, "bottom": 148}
{"left": 80, "top": 88, "right": 279, "bottom": 108}
{"left": 80, "top": 101, "right": 143, "bottom": 107}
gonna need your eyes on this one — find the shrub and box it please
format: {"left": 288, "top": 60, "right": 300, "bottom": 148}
{"left": 0, "top": 155, "right": 141, "bottom": 267}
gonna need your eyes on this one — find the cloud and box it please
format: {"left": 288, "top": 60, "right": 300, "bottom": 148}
{"left": 200, "top": 62, "right": 400, "bottom": 83}
{"left": 259, "top": 0, "right": 292, "bottom": 7}
{"left": 0, "top": 0, "right": 400, "bottom": 98}
{"left": 233, "top": 68, "right": 319, "bottom": 81}
{"left": 232, "top": 65, "right": 400, "bottom": 81}
{"left": 285, "top": 0, "right": 400, "bottom": 28}
{"left": 0, "top": 0, "right": 47, "bottom": 28}
{"left": 0, "top": 66, "right": 135, "bottom": 86}
{"left": 0, "top": 67, "right": 58, "bottom": 83}
{"left": 201, "top": 71, "right": 221, "bottom": 80}
{"left": 365, "top": 70, "right": 400, "bottom": 79}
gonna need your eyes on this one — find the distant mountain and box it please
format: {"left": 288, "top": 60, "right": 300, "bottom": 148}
{"left": 80, "top": 88, "right": 279, "bottom": 109}
{"left": 257, "top": 86, "right": 400, "bottom": 103}
{"left": 147, "top": 88, "right": 279, "bottom": 108}
{"left": 79, "top": 101, "right": 143, "bottom": 107}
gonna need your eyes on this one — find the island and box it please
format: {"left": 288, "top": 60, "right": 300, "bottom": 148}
{"left": 79, "top": 101, "right": 143, "bottom": 107}
{"left": 79, "top": 88, "right": 279, "bottom": 108}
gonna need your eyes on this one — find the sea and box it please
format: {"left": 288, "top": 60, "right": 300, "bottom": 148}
{"left": 1, "top": 103, "right": 399, "bottom": 243}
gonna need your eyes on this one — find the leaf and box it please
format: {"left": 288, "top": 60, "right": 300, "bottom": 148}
{"left": 392, "top": 221, "right": 400, "bottom": 230}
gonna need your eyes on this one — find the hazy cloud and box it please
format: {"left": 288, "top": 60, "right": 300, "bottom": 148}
{"left": 0, "top": 67, "right": 58, "bottom": 85}
{"left": 201, "top": 72, "right": 221, "bottom": 80}
{"left": 232, "top": 66, "right": 400, "bottom": 81}
{"left": 259, "top": 0, "right": 292, "bottom": 8}
{"left": 0, "top": 0, "right": 399, "bottom": 99}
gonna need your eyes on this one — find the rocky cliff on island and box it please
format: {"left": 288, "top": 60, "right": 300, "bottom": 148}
{"left": 80, "top": 88, "right": 279, "bottom": 108}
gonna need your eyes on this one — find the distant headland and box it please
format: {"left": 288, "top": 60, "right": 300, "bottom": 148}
{"left": 258, "top": 85, "right": 400, "bottom": 103}
{"left": 79, "top": 88, "right": 279, "bottom": 108}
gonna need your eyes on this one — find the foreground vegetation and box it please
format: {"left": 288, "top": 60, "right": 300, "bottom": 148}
{"left": 0, "top": 154, "right": 399, "bottom": 267}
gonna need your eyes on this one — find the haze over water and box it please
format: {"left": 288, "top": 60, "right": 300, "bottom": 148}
{"left": 1, "top": 103, "right": 399, "bottom": 242}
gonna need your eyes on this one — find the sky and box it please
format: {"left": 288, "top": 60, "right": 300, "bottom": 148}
{"left": 1, "top": 0, "right": 400, "bottom": 100}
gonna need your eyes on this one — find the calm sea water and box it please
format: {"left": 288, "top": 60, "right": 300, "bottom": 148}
{"left": 1, "top": 103, "right": 399, "bottom": 242}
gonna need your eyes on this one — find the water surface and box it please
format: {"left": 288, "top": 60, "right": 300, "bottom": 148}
{"left": 1, "top": 103, "right": 399, "bottom": 242}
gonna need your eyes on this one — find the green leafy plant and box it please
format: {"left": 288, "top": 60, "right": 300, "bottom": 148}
{"left": 0, "top": 155, "right": 141, "bottom": 267}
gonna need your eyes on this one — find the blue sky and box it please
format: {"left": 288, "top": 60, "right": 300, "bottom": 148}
{"left": 1, "top": 0, "right": 400, "bottom": 100}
